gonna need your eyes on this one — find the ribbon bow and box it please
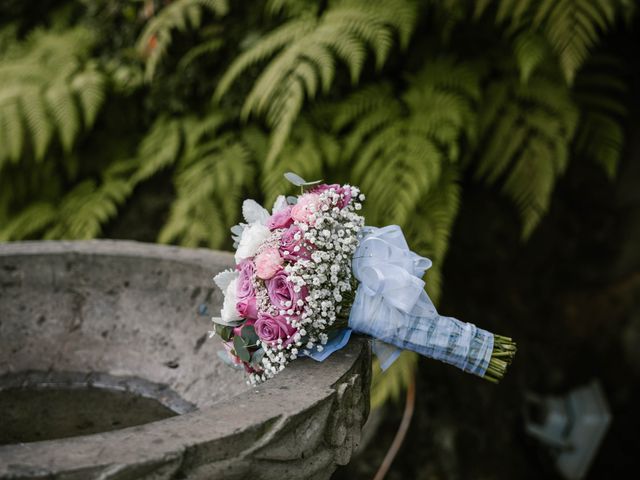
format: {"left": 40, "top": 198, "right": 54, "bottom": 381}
{"left": 307, "top": 225, "right": 494, "bottom": 376}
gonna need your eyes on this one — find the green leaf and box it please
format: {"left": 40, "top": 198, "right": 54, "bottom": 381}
{"left": 215, "top": 324, "right": 233, "bottom": 341}
{"left": 241, "top": 324, "right": 259, "bottom": 346}
{"left": 250, "top": 348, "right": 265, "bottom": 367}
{"left": 233, "top": 335, "right": 251, "bottom": 362}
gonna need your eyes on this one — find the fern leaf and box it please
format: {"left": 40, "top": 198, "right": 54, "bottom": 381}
{"left": 475, "top": 67, "right": 579, "bottom": 238}
{"left": 19, "top": 89, "right": 53, "bottom": 161}
{"left": 0, "top": 202, "right": 57, "bottom": 241}
{"left": 138, "top": 0, "right": 229, "bottom": 81}
{"left": 216, "top": 0, "right": 417, "bottom": 165}
{"left": 44, "top": 179, "right": 132, "bottom": 240}
{"left": 131, "top": 117, "right": 184, "bottom": 184}
{"left": 573, "top": 57, "right": 628, "bottom": 178}
{"left": 513, "top": 31, "right": 549, "bottom": 83}
{"left": 0, "top": 97, "right": 24, "bottom": 163}
{"left": 214, "top": 18, "right": 315, "bottom": 102}
{"left": 70, "top": 67, "right": 106, "bottom": 129}
{"left": 44, "top": 82, "right": 80, "bottom": 152}
{"left": 486, "top": 0, "right": 635, "bottom": 83}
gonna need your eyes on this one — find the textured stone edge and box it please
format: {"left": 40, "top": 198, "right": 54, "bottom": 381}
{"left": 0, "top": 240, "right": 234, "bottom": 270}
{"left": 0, "top": 339, "right": 370, "bottom": 480}
{"left": 0, "top": 241, "right": 371, "bottom": 480}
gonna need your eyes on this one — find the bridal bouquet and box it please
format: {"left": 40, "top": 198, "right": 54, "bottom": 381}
{"left": 211, "top": 173, "right": 515, "bottom": 385}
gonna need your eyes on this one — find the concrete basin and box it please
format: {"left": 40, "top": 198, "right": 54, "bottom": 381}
{"left": 0, "top": 241, "right": 370, "bottom": 479}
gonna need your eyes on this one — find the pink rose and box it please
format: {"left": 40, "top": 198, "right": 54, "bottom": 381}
{"left": 255, "top": 247, "right": 284, "bottom": 280}
{"left": 291, "top": 193, "right": 322, "bottom": 223}
{"left": 254, "top": 312, "right": 297, "bottom": 346}
{"left": 267, "top": 206, "right": 293, "bottom": 230}
{"left": 279, "top": 225, "right": 311, "bottom": 261}
{"left": 311, "top": 184, "right": 352, "bottom": 208}
{"left": 236, "top": 296, "right": 258, "bottom": 320}
{"left": 266, "top": 270, "right": 307, "bottom": 311}
{"left": 236, "top": 259, "right": 257, "bottom": 319}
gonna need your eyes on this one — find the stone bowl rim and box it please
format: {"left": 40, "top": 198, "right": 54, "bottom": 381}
{"left": 0, "top": 240, "right": 368, "bottom": 474}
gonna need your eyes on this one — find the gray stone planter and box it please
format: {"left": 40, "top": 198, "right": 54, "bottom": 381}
{"left": 0, "top": 241, "right": 370, "bottom": 479}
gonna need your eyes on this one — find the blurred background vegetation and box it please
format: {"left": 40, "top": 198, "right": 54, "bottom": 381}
{"left": 0, "top": 0, "right": 637, "bottom": 412}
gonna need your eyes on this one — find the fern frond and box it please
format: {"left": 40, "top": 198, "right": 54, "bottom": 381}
{"left": 330, "top": 59, "right": 479, "bottom": 227}
{"left": 177, "top": 36, "right": 224, "bottom": 70}
{"left": 215, "top": 0, "right": 417, "bottom": 165}
{"left": 265, "top": 0, "right": 321, "bottom": 18}
{"left": 43, "top": 179, "right": 132, "bottom": 240}
{"left": 573, "top": 56, "right": 628, "bottom": 178}
{"left": 160, "top": 136, "right": 252, "bottom": 248}
{"left": 45, "top": 82, "right": 80, "bottom": 153}
{"left": 0, "top": 26, "right": 106, "bottom": 162}
{"left": 130, "top": 116, "right": 184, "bottom": 184}
{"left": 260, "top": 118, "right": 336, "bottom": 205}
{"left": 70, "top": 65, "right": 106, "bottom": 129}
{"left": 513, "top": 31, "right": 550, "bottom": 83}
{"left": 475, "top": 66, "right": 578, "bottom": 238}
{"left": 137, "top": 0, "right": 229, "bottom": 81}
{"left": 19, "top": 89, "right": 53, "bottom": 161}
{"left": 0, "top": 96, "right": 24, "bottom": 164}
{"left": 481, "top": 0, "right": 636, "bottom": 83}
{"left": 0, "top": 202, "right": 57, "bottom": 241}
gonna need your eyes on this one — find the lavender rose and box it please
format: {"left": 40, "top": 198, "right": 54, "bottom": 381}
{"left": 279, "top": 225, "right": 311, "bottom": 261}
{"left": 267, "top": 206, "right": 294, "bottom": 230}
{"left": 236, "top": 259, "right": 258, "bottom": 319}
{"left": 254, "top": 312, "right": 297, "bottom": 346}
{"left": 266, "top": 270, "right": 307, "bottom": 311}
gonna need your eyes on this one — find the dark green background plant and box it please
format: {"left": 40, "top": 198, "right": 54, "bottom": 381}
{"left": 0, "top": 0, "right": 635, "bottom": 406}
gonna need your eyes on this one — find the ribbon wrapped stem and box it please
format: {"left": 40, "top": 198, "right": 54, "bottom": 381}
{"left": 346, "top": 225, "right": 516, "bottom": 381}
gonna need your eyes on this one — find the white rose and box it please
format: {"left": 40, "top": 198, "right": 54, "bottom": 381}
{"left": 220, "top": 278, "right": 242, "bottom": 323}
{"left": 235, "top": 223, "right": 271, "bottom": 262}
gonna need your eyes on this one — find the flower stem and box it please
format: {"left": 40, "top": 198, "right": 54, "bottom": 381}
{"left": 483, "top": 335, "right": 517, "bottom": 383}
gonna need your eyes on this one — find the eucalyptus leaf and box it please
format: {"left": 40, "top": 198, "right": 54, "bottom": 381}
{"left": 241, "top": 324, "right": 259, "bottom": 345}
{"left": 215, "top": 324, "right": 233, "bottom": 341}
{"left": 233, "top": 335, "right": 250, "bottom": 362}
{"left": 250, "top": 348, "right": 265, "bottom": 366}
{"left": 284, "top": 172, "right": 322, "bottom": 186}
{"left": 286, "top": 196, "right": 298, "bottom": 205}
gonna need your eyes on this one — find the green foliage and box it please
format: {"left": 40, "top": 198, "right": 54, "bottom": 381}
{"left": 214, "top": 0, "right": 418, "bottom": 166}
{"left": 158, "top": 113, "right": 256, "bottom": 248}
{"left": 0, "top": 0, "right": 636, "bottom": 406}
{"left": 573, "top": 56, "right": 628, "bottom": 179}
{"left": 325, "top": 59, "right": 478, "bottom": 227}
{"left": 0, "top": 26, "right": 106, "bottom": 165}
{"left": 475, "top": 66, "right": 579, "bottom": 238}
{"left": 137, "top": 0, "right": 229, "bottom": 80}
{"left": 475, "top": 0, "right": 636, "bottom": 83}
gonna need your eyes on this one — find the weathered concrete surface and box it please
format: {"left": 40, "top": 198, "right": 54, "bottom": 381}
{"left": 0, "top": 241, "right": 370, "bottom": 479}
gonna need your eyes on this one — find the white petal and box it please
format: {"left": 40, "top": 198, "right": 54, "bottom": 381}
{"left": 213, "top": 269, "right": 238, "bottom": 291}
{"left": 235, "top": 224, "right": 271, "bottom": 262}
{"left": 242, "top": 199, "right": 270, "bottom": 225}
{"left": 272, "top": 195, "right": 288, "bottom": 213}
